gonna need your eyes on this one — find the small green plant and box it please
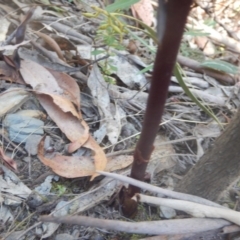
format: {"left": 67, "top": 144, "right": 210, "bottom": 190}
{"left": 84, "top": 6, "right": 128, "bottom": 79}
{"left": 83, "top": 3, "right": 153, "bottom": 80}
{"left": 52, "top": 183, "right": 67, "bottom": 196}
{"left": 83, "top": 1, "right": 229, "bottom": 126}
{"left": 83, "top": 6, "right": 129, "bottom": 46}
{"left": 103, "top": 75, "right": 117, "bottom": 84}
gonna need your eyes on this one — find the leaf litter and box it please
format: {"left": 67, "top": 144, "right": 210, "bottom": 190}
{"left": 0, "top": 0, "right": 240, "bottom": 239}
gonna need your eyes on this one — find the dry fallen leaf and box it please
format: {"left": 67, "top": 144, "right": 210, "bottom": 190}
{"left": 38, "top": 137, "right": 130, "bottom": 178}
{"left": 88, "top": 64, "right": 121, "bottom": 145}
{"left": 48, "top": 69, "right": 81, "bottom": 111}
{"left": 15, "top": 6, "right": 36, "bottom": 44}
{"left": 0, "top": 61, "right": 25, "bottom": 84}
{"left": 106, "top": 155, "right": 133, "bottom": 172}
{"left": 83, "top": 135, "right": 108, "bottom": 180}
{"left": 0, "top": 88, "right": 30, "bottom": 117}
{"left": 20, "top": 59, "right": 63, "bottom": 94}
{"left": 0, "top": 40, "right": 30, "bottom": 52}
{"left": 0, "top": 147, "right": 17, "bottom": 171}
{"left": 131, "top": 0, "right": 154, "bottom": 27}
{"left": 20, "top": 58, "right": 107, "bottom": 178}
{"left": 0, "top": 17, "right": 10, "bottom": 41}
{"left": 21, "top": 60, "right": 81, "bottom": 114}
{"left": 50, "top": 34, "right": 77, "bottom": 51}
{"left": 37, "top": 94, "right": 89, "bottom": 152}
{"left": 37, "top": 152, "right": 95, "bottom": 178}
{"left": 16, "top": 110, "right": 46, "bottom": 119}
{"left": 46, "top": 93, "right": 80, "bottom": 119}
{"left": 35, "top": 31, "right": 65, "bottom": 61}
{"left": 0, "top": 4, "right": 15, "bottom": 19}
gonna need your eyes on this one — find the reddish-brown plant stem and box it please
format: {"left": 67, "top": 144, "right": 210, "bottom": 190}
{"left": 128, "top": 0, "right": 193, "bottom": 197}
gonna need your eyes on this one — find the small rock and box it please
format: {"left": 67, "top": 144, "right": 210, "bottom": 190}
{"left": 23, "top": 156, "right": 31, "bottom": 163}
{"left": 35, "top": 227, "right": 43, "bottom": 236}
{"left": 4, "top": 113, "right": 44, "bottom": 143}
{"left": 44, "top": 135, "right": 52, "bottom": 149}
{"left": 121, "top": 122, "right": 138, "bottom": 137}
{"left": 34, "top": 175, "right": 55, "bottom": 195}
{"left": 25, "top": 135, "right": 42, "bottom": 155}
{"left": 26, "top": 192, "right": 44, "bottom": 209}
{"left": 159, "top": 205, "right": 176, "bottom": 219}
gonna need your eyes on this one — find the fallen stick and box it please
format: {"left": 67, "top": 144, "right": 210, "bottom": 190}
{"left": 97, "top": 170, "right": 224, "bottom": 208}
{"left": 39, "top": 215, "right": 231, "bottom": 235}
{"left": 134, "top": 193, "right": 240, "bottom": 226}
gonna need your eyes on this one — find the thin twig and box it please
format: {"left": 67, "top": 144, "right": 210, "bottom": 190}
{"left": 97, "top": 171, "right": 224, "bottom": 208}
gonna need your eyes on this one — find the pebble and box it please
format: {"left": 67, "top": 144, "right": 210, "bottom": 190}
{"left": 159, "top": 205, "right": 176, "bottom": 219}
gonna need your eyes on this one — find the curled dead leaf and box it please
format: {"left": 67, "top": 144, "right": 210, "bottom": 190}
{"left": 131, "top": 0, "right": 154, "bottom": 27}
{"left": 0, "top": 147, "right": 17, "bottom": 172}
{"left": 83, "top": 135, "right": 108, "bottom": 180}
{"left": 38, "top": 137, "right": 96, "bottom": 178}
{"left": 37, "top": 94, "right": 89, "bottom": 152}
{"left": 20, "top": 59, "right": 63, "bottom": 94}
{"left": 0, "top": 88, "right": 30, "bottom": 117}
{"left": 35, "top": 31, "right": 65, "bottom": 61}
{"left": 0, "top": 61, "right": 25, "bottom": 84}
{"left": 48, "top": 69, "right": 81, "bottom": 111}
{"left": 46, "top": 93, "right": 80, "bottom": 119}
{"left": 38, "top": 137, "right": 132, "bottom": 179}
{"left": 15, "top": 6, "right": 37, "bottom": 44}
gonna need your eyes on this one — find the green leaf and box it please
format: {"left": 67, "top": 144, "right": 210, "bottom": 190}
{"left": 128, "top": 30, "right": 156, "bottom": 54}
{"left": 139, "top": 64, "right": 153, "bottom": 74}
{"left": 174, "top": 63, "right": 223, "bottom": 128}
{"left": 201, "top": 60, "right": 239, "bottom": 74}
{"left": 106, "top": 0, "right": 140, "bottom": 13}
{"left": 109, "top": 64, "right": 118, "bottom": 72}
{"left": 91, "top": 49, "right": 105, "bottom": 56}
{"left": 204, "top": 18, "right": 216, "bottom": 27}
{"left": 139, "top": 22, "right": 158, "bottom": 44}
{"left": 184, "top": 28, "right": 210, "bottom": 37}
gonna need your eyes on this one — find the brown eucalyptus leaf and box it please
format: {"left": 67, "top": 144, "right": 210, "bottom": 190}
{"left": 83, "top": 135, "right": 107, "bottom": 180}
{"left": 0, "top": 147, "right": 17, "bottom": 171}
{"left": 35, "top": 31, "right": 65, "bottom": 61}
{"left": 48, "top": 69, "right": 80, "bottom": 111}
{"left": 2, "top": 49, "right": 22, "bottom": 71}
{"left": 20, "top": 59, "right": 63, "bottom": 94}
{"left": 37, "top": 138, "right": 129, "bottom": 179}
{"left": 37, "top": 94, "right": 89, "bottom": 152}
{"left": 50, "top": 35, "right": 77, "bottom": 51}
{"left": 38, "top": 137, "right": 96, "bottom": 178}
{"left": 45, "top": 93, "right": 80, "bottom": 119}
{"left": 15, "top": 6, "right": 36, "bottom": 44}
{"left": 0, "top": 88, "right": 29, "bottom": 117}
